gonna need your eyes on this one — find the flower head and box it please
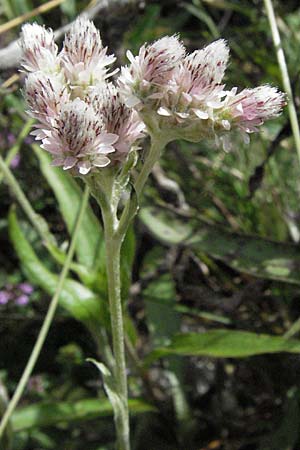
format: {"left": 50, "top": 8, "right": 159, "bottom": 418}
{"left": 40, "top": 99, "right": 118, "bottom": 174}
{"left": 119, "top": 35, "right": 185, "bottom": 108}
{"left": 119, "top": 35, "right": 285, "bottom": 147}
{"left": 24, "top": 71, "right": 69, "bottom": 128}
{"left": 20, "top": 23, "right": 59, "bottom": 73}
{"left": 223, "top": 85, "right": 286, "bottom": 132}
{"left": 60, "top": 17, "right": 116, "bottom": 89}
{"left": 88, "top": 83, "right": 145, "bottom": 159}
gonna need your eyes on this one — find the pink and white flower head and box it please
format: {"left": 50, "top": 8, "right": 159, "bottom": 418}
{"left": 40, "top": 99, "right": 118, "bottom": 175}
{"left": 20, "top": 23, "right": 59, "bottom": 73}
{"left": 158, "top": 39, "right": 229, "bottom": 121}
{"left": 222, "top": 85, "right": 286, "bottom": 133}
{"left": 88, "top": 83, "right": 145, "bottom": 160}
{"left": 119, "top": 35, "right": 185, "bottom": 108}
{"left": 60, "top": 17, "right": 116, "bottom": 90}
{"left": 24, "top": 71, "right": 69, "bottom": 129}
{"left": 120, "top": 35, "right": 285, "bottom": 146}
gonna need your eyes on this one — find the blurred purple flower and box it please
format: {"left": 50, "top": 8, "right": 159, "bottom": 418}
{"left": 10, "top": 154, "right": 21, "bottom": 169}
{"left": 0, "top": 291, "right": 12, "bottom": 305}
{"left": 19, "top": 282, "right": 34, "bottom": 294}
{"left": 15, "top": 295, "right": 30, "bottom": 306}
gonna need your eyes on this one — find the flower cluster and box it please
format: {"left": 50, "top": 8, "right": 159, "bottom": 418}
{"left": 119, "top": 36, "right": 285, "bottom": 147}
{"left": 21, "top": 18, "right": 285, "bottom": 174}
{"left": 21, "top": 18, "right": 144, "bottom": 175}
{"left": 0, "top": 282, "right": 34, "bottom": 306}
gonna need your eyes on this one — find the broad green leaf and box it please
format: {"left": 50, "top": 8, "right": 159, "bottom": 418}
{"left": 145, "top": 329, "right": 300, "bottom": 365}
{"left": 140, "top": 207, "right": 300, "bottom": 285}
{"left": 11, "top": 398, "right": 155, "bottom": 432}
{"left": 8, "top": 207, "right": 103, "bottom": 335}
{"left": 34, "top": 146, "right": 104, "bottom": 271}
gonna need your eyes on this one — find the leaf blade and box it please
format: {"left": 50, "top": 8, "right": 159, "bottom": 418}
{"left": 145, "top": 329, "right": 300, "bottom": 365}
{"left": 140, "top": 207, "right": 300, "bottom": 285}
{"left": 11, "top": 398, "right": 155, "bottom": 432}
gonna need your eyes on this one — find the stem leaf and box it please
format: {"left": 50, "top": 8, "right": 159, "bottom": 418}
{"left": 140, "top": 206, "right": 300, "bottom": 285}
{"left": 144, "top": 329, "right": 300, "bottom": 366}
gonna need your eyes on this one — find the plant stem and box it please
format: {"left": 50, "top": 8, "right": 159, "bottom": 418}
{"left": 0, "top": 185, "right": 90, "bottom": 440}
{"left": 134, "top": 135, "right": 168, "bottom": 197}
{"left": 0, "top": 154, "right": 56, "bottom": 246}
{"left": 263, "top": 0, "right": 300, "bottom": 166}
{"left": 102, "top": 201, "right": 130, "bottom": 450}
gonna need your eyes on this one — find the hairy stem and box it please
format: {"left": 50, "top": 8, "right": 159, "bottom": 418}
{"left": 264, "top": 0, "right": 300, "bottom": 166}
{"left": 102, "top": 204, "right": 130, "bottom": 450}
{"left": 0, "top": 185, "right": 90, "bottom": 439}
{"left": 134, "top": 136, "right": 168, "bottom": 197}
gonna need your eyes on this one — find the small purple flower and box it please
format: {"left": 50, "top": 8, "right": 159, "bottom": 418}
{"left": 0, "top": 291, "right": 12, "bottom": 305}
{"left": 10, "top": 154, "right": 21, "bottom": 169}
{"left": 15, "top": 295, "right": 29, "bottom": 306}
{"left": 19, "top": 282, "right": 34, "bottom": 294}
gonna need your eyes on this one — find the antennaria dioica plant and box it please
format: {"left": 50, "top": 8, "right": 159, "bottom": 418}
{"left": 0, "top": 15, "right": 288, "bottom": 450}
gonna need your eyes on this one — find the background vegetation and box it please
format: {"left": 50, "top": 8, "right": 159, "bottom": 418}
{"left": 1, "top": 0, "right": 300, "bottom": 449}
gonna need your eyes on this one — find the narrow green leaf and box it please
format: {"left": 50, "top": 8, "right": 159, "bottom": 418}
{"left": 8, "top": 207, "right": 103, "bottom": 334}
{"left": 11, "top": 398, "right": 155, "bottom": 432}
{"left": 145, "top": 329, "right": 300, "bottom": 365}
{"left": 140, "top": 207, "right": 300, "bottom": 285}
{"left": 34, "top": 146, "right": 104, "bottom": 271}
